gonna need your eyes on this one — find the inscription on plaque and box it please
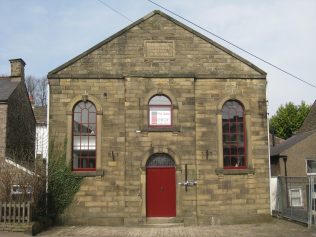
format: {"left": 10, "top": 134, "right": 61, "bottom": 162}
{"left": 144, "top": 40, "right": 175, "bottom": 59}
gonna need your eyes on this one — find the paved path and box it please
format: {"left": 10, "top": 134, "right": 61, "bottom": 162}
{"left": 1, "top": 219, "right": 316, "bottom": 237}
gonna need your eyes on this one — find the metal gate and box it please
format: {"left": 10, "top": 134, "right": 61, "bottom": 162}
{"left": 274, "top": 176, "right": 316, "bottom": 228}
{"left": 309, "top": 176, "right": 316, "bottom": 228}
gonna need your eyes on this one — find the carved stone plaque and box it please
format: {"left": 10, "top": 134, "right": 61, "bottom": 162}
{"left": 144, "top": 40, "right": 175, "bottom": 59}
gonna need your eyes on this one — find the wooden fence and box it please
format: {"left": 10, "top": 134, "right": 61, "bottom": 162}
{"left": 0, "top": 202, "right": 31, "bottom": 223}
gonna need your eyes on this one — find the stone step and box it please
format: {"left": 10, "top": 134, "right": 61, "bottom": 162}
{"left": 146, "top": 217, "right": 183, "bottom": 225}
{"left": 143, "top": 223, "right": 184, "bottom": 228}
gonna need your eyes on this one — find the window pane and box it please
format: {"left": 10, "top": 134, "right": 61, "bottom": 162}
{"left": 237, "top": 134, "right": 244, "bottom": 143}
{"left": 88, "top": 124, "right": 96, "bottom": 134}
{"left": 231, "top": 156, "right": 238, "bottom": 166}
{"left": 238, "top": 156, "right": 245, "bottom": 166}
{"left": 79, "top": 136, "right": 96, "bottom": 150}
{"left": 74, "top": 102, "right": 83, "bottom": 112}
{"left": 230, "top": 124, "right": 237, "bottom": 133}
{"left": 238, "top": 147, "right": 244, "bottom": 155}
{"left": 81, "top": 158, "right": 88, "bottom": 168}
{"left": 149, "top": 95, "right": 171, "bottom": 105}
{"left": 222, "top": 123, "right": 229, "bottom": 133}
{"left": 222, "top": 112, "right": 229, "bottom": 120}
{"left": 89, "top": 159, "right": 96, "bottom": 168}
{"left": 73, "top": 120, "right": 80, "bottom": 133}
{"left": 81, "top": 109, "right": 89, "bottom": 123}
{"left": 73, "top": 151, "right": 79, "bottom": 169}
{"left": 231, "top": 146, "right": 238, "bottom": 155}
{"left": 230, "top": 134, "right": 237, "bottom": 142}
{"left": 73, "top": 136, "right": 81, "bottom": 150}
{"left": 223, "top": 134, "right": 230, "bottom": 143}
{"left": 224, "top": 156, "right": 230, "bottom": 166}
{"left": 89, "top": 112, "right": 96, "bottom": 123}
{"left": 223, "top": 147, "right": 230, "bottom": 155}
{"left": 74, "top": 113, "right": 81, "bottom": 123}
{"left": 237, "top": 123, "right": 244, "bottom": 132}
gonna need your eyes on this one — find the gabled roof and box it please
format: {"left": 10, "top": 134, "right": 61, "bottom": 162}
{"left": 48, "top": 10, "right": 266, "bottom": 77}
{"left": 298, "top": 100, "right": 316, "bottom": 133}
{"left": 0, "top": 78, "right": 19, "bottom": 102}
{"left": 270, "top": 129, "right": 316, "bottom": 156}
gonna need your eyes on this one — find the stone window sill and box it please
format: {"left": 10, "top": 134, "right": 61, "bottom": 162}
{"left": 73, "top": 170, "right": 104, "bottom": 177}
{"left": 215, "top": 168, "right": 255, "bottom": 176}
{"left": 141, "top": 126, "right": 180, "bottom": 132}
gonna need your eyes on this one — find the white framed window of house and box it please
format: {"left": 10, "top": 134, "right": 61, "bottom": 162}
{"left": 289, "top": 188, "right": 303, "bottom": 207}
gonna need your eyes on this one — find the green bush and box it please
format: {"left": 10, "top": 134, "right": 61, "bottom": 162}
{"left": 47, "top": 141, "right": 83, "bottom": 219}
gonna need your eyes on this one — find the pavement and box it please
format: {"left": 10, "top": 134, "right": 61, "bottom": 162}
{"left": 0, "top": 219, "right": 316, "bottom": 237}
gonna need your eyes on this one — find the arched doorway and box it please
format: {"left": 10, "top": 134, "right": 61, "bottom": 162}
{"left": 146, "top": 153, "right": 176, "bottom": 217}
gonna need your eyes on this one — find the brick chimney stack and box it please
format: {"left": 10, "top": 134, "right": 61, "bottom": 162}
{"left": 9, "top": 58, "right": 26, "bottom": 81}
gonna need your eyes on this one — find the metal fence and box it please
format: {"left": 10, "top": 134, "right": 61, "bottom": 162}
{"left": 0, "top": 202, "right": 31, "bottom": 223}
{"left": 274, "top": 176, "right": 316, "bottom": 228}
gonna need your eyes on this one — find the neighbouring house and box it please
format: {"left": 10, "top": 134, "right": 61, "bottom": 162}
{"left": 48, "top": 10, "right": 270, "bottom": 226}
{"left": 33, "top": 106, "right": 48, "bottom": 160}
{"left": 269, "top": 101, "right": 316, "bottom": 223}
{"left": 0, "top": 59, "right": 36, "bottom": 168}
{"left": 270, "top": 100, "right": 316, "bottom": 177}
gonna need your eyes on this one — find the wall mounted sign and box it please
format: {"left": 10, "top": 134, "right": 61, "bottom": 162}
{"left": 144, "top": 40, "right": 175, "bottom": 60}
{"left": 149, "top": 109, "right": 171, "bottom": 126}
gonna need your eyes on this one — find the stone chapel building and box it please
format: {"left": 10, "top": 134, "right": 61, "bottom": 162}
{"left": 48, "top": 10, "right": 270, "bottom": 225}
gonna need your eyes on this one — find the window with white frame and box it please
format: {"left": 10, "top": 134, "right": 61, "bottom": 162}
{"left": 289, "top": 188, "right": 303, "bottom": 207}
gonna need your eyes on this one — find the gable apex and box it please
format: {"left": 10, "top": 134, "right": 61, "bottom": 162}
{"left": 48, "top": 10, "right": 266, "bottom": 78}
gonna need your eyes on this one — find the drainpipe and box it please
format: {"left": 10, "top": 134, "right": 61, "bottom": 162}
{"left": 280, "top": 155, "right": 288, "bottom": 207}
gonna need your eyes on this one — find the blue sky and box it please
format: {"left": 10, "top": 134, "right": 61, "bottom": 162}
{"left": 0, "top": 0, "right": 315, "bottom": 115}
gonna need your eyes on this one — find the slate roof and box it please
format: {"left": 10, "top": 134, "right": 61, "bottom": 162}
{"left": 33, "top": 106, "right": 47, "bottom": 124}
{"left": 298, "top": 100, "right": 316, "bottom": 133}
{"left": 0, "top": 78, "right": 19, "bottom": 102}
{"left": 48, "top": 10, "right": 266, "bottom": 77}
{"left": 270, "top": 129, "right": 316, "bottom": 156}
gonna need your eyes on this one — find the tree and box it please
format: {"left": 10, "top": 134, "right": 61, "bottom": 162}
{"left": 25, "top": 75, "right": 37, "bottom": 101}
{"left": 270, "top": 101, "right": 311, "bottom": 139}
{"left": 36, "top": 77, "right": 48, "bottom": 107}
{"left": 25, "top": 75, "right": 48, "bottom": 107}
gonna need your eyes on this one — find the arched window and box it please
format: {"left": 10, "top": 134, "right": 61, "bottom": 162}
{"left": 222, "top": 100, "right": 246, "bottom": 169}
{"left": 72, "top": 101, "right": 97, "bottom": 171}
{"left": 148, "top": 95, "right": 172, "bottom": 127}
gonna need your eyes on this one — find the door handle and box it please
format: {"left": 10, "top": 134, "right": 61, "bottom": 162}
{"left": 160, "top": 186, "right": 164, "bottom": 192}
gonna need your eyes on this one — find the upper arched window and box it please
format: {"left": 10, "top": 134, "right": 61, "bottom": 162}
{"left": 222, "top": 100, "right": 246, "bottom": 169}
{"left": 148, "top": 95, "right": 172, "bottom": 127}
{"left": 72, "top": 101, "right": 97, "bottom": 171}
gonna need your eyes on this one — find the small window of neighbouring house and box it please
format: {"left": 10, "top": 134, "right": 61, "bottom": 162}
{"left": 72, "top": 101, "right": 97, "bottom": 171}
{"left": 11, "top": 185, "right": 32, "bottom": 201}
{"left": 289, "top": 188, "right": 303, "bottom": 207}
{"left": 148, "top": 95, "right": 172, "bottom": 127}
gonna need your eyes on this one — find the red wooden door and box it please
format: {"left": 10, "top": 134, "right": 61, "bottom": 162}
{"left": 146, "top": 167, "right": 176, "bottom": 217}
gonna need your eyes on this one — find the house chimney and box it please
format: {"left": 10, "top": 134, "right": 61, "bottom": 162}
{"left": 9, "top": 58, "right": 26, "bottom": 81}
